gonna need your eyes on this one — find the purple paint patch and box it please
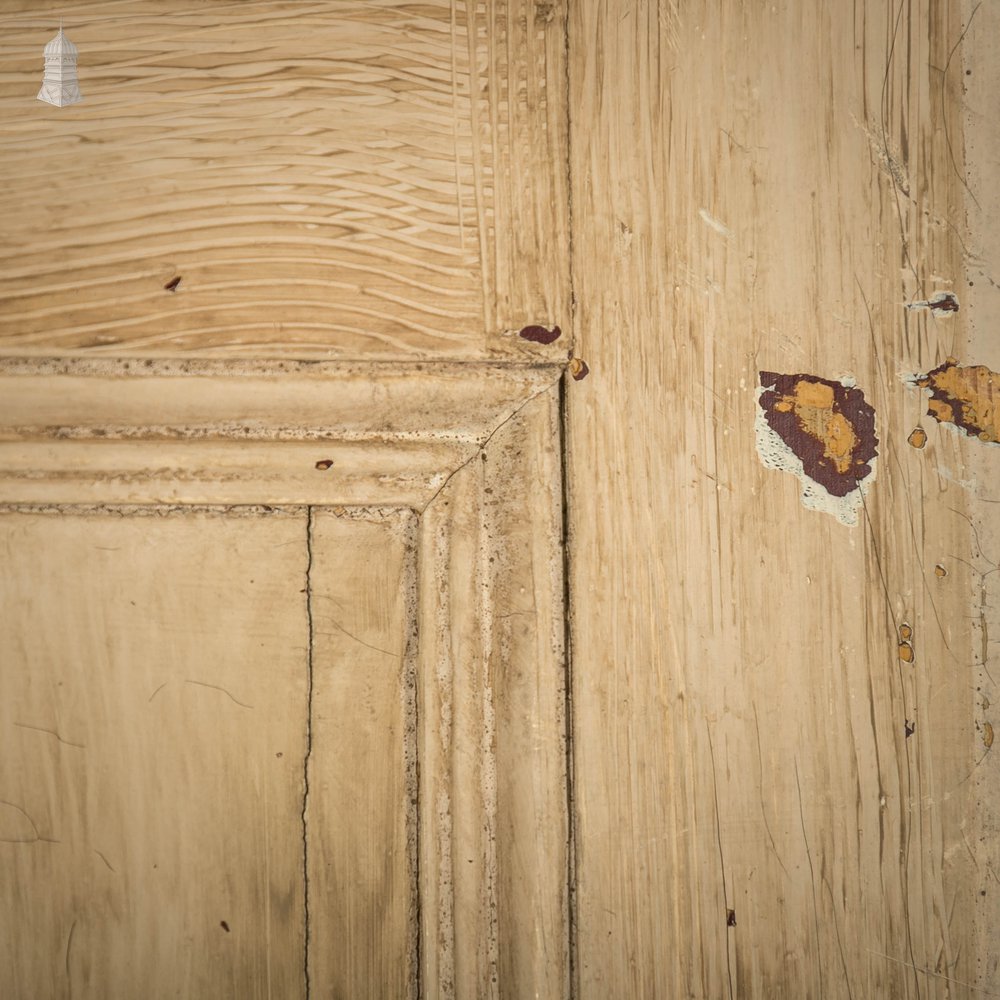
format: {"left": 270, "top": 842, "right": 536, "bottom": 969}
{"left": 518, "top": 324, "right": 561, "bottom": 344}
{"left": 929, "top": 292, "right": 960, "bottom": 314}
{"left": 758, "top": 372, "right": 878, "bottom": 498}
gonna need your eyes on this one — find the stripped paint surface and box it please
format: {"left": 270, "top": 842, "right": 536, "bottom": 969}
{"left": 0, "top": 0, "right": 569, "bottom": 359}
{"left": 756, "top": 372, "right": 878, "bottom": 525}
{"left": 567, "top": 0, "right": 992, "bottom": 996}
{"left": 910, "top": 358, "right": 1000, "bottom": 444}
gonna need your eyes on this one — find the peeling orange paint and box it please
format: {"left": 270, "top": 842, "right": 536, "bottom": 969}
{"left": 913, "top": 358, "right": 1000, "bottom": 444}
{"left": 899, "top": 623, "right": 912, "bottom": 641}
{"left": 898, "top": 641, "right": 914, "bottom": 663}
{"left": 907, "top": 427, "right": 927, "bottom": 449}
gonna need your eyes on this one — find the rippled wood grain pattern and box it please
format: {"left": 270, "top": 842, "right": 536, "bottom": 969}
{"left": 0, "top": 0, "right": 568, "bottom": 359}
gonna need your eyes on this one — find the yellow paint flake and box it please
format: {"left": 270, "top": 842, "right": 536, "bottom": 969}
{"left": 774, "top": 379, "right": 861, "bottom": 475}
{"left": 916, "top": 361, "right": 1000, "bottom": 444}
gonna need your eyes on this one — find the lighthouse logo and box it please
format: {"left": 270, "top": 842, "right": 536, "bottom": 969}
{"left": 38, "top": 25, "right": 82, "bottom": 107}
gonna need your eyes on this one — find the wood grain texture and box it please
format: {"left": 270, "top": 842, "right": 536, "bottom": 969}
{"left": 0, "top": 505, "right": 309, "bottom": 1000}
{"left": 417, "top": 385, "right": 569, "bottom": 999}
{"left": 960, "top": 2, "right": 1000, "bottom": 986}
{"left": 0, "top": 365, "right": 569, "bottom": 995}
{"left": 308, "top": 508, "right": 419, "bottom": 999}
{"left": 0, "top": 0, "right": 568, "bottom": 360}
{"left": 567, "top": 0, "right": 996, "bottom": 996}
{"left": 0, "top": 360, "right": 561, "bottom": 506}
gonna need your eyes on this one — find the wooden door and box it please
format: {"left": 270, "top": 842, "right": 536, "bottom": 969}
{"left": 0, "top": 2, "right": 572, "bottom": 994}
{"left": 0, "top": 363, "right": 569, "bottom": 999}
{"left": 3, "top": 0, "right": 999, "bottom": 997}
{"left": 565, "top": 2, "right": 1000, "bottom": 997}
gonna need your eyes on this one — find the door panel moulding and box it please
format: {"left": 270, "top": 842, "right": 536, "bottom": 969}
{"left": 0, "top": 358, "right": 572, "bottom": 999}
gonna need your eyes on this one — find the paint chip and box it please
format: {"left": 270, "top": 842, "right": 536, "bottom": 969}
{"left": 315, "top": 459, "right": 333, "bottom": 470}
{"left": 726, "top": 909, "right": 737, "bottom": 927}
{"left": 907, "top": 427, "right": 927, "bottom": 449}
{"left": 934, "top": 564, "right": 947, "bottom": 578}
{"left": 755, "top": 372, "right": 878, "bottom": 525}
{"left": 164, "top": 276, "right": 181, "bottom": 292}
{"left": 518, "top": 324, "right": 561, "bottom": 344}
{"left": 984, "top": 722, "right": 994, "bottom": 750}
{"left": 904, "top": 720, "right": 915, "bottom": 739}
{"left": 898, "top": 641, "right": 914, "bottom": 663}
{"left": 909, "top": 358, "right": 1000, "bottom": 444}
{"left": 899, "top": 623, "right": 912, "bottom": 641}
{"left": 905, "top": 291, "right": 959, "bottom": 315}
{"left": 569, "top": 357, "right": 590, "bottom": 380}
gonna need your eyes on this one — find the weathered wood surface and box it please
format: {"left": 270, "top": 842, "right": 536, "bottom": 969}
{"left": 0, "top": 366, "right": 568, "bottom": 997}
{"left": 0, "top": 0, "right": 568, "bottom": 359}
{"left": 308, "top": 508, "right": 418, "bottom": 999}
{"left": 0, "top": 360, "right": 560, "bottom": 507}
{"left": 3, "top": 0, "right": 998, "bottom": 995}
{"left": 0, "top": 505, "right": 310, "bottom": 999}
{"left": 567, "top": 1, "right": 998, "bottom": 997}
{"left": 960, "top": 4, "right": 1000, "bottom": 989}
{"left": 416, "top": 386, "right": 569, "bottom": 999}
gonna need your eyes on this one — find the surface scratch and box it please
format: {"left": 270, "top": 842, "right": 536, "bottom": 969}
{"left": 183, "top": 679, "right": 253, "bottom": 710}
{"left": 14, "top": 722, "right": 85, "bottom": 749}
{"left": 707, "top": 725, "right": 735, "bottom": 1000}
{"left": 795, "top": 760, "right": 825, "bottom": 998}
{"left": 65, "top": 919, "right": 76, "bottom": 995}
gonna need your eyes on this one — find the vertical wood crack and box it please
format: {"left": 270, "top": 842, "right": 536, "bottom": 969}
{"left": 302, "top": 506, "right": 315, "bottom": 1000}
{"left": 559, "top": 372, "right": 578, "bottom": 1000}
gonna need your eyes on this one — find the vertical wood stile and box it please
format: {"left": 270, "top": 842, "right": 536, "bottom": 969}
{"left": 566, "top": 1, "right": 993, "bottom": 995}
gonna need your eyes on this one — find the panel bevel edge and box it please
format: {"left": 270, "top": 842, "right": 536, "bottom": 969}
{"left": 0, "top": 360, "right": 564, "bottom": 507}
{"left": 415, "top": 382, "right": 570, "bottom": 999}
{"left": 0, "top": 359, "right": 572, "bottom": 995}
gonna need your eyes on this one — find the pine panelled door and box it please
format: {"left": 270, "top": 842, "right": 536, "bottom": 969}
{"left": 1, "top": 2, "right": 998, "bottom": 998}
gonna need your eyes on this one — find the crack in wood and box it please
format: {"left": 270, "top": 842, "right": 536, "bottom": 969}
{"left": 302, "top": 507, "right": 315, "bottom": 1000}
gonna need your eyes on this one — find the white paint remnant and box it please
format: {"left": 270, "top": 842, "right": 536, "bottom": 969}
{"left": 754, "top": 382, "right": 876, "bottom": 527}
{"left": 936, "top": 464, "right": 978, "bottom": 491}
{"left": 698, "top": 208, "right": 732, "bottom": 238}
